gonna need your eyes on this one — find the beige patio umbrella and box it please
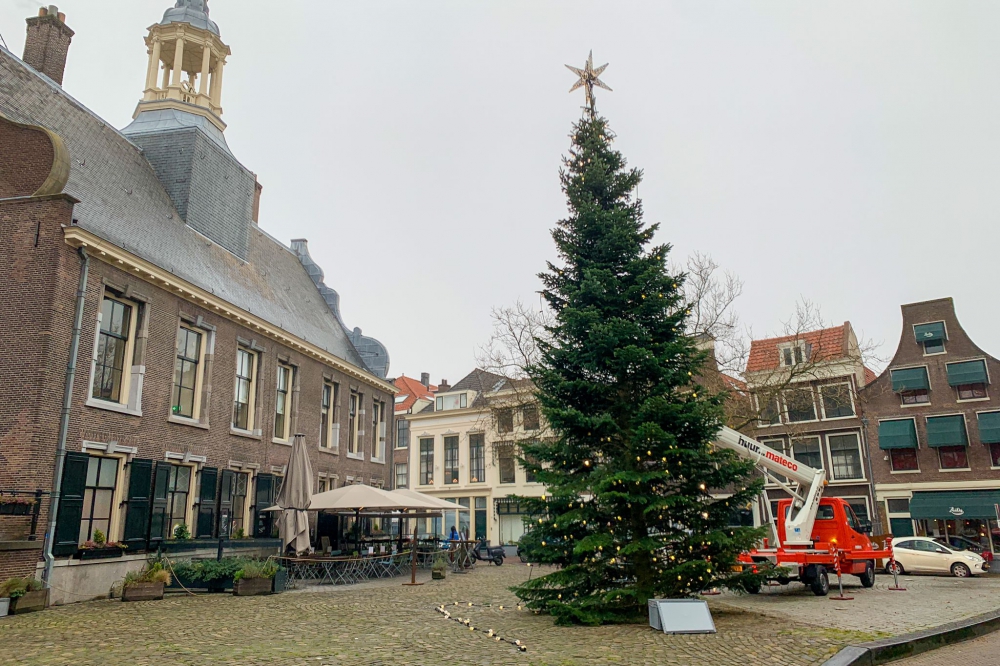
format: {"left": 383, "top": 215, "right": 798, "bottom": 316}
{"left": 390, "top": 488, "right": 469, "bottom": 511}
{"left": 308, "top": 484, "right": 441, "bottom": 511}
{"left": 275, "top": 433, "right": 313, "bottom": 555}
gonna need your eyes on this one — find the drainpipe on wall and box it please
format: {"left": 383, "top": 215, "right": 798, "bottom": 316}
{"left": 42, "top": 246, "right": 89, "bottom": 588}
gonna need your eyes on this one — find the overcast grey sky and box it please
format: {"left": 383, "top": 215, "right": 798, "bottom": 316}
{"left": 4, "top": 1, "right": 999, "bottom": 383}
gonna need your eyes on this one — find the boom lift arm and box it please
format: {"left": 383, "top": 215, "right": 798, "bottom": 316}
{"left": 713, "top": 426, "right": 826, "bottom": 547}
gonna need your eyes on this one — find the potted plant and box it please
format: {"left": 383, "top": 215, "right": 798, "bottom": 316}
{"left": 232, "top": 527, "right": 247, "bottom": 540}
{"left": 0, "top": 577, "right": 47, "bottom": 614}
{"left": 0, "top": 497, "right": 35, "bottom": 516}
{"left": 75, "top": 530, "right": 127, "bottom": 560}
{"left": 233, "top": 559, "right": 277, "bottom": 597}
{"left": 169, "top": 557, "right": 243, "bottom": 592}
{"left": 122, "top": 561, "right": 171, "bottom": 602}
{"left": 172, "top": 523, "right": 191, "bottom": 540}
{"left": 432, "top": 552, "right": 448, "bottom": 580}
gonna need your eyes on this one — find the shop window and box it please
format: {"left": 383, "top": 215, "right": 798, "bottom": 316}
{"left": 79, "top": 456, "right": 120, "bottom": 544}
{"left": 497, "top": 441, "right": 516, "bottom": 484}
{"left": 469, "top": 434, "right": 485, "bottom": 483}
{"left": 783, "top": 388, "right": 816, "bottom": 422}
{"left": 938, "top": 445, "right": 969, "bottom": 470}
{"left": 522, "top": 405, "right": 540, "bottom": 431}
{"left": 889, "top": 448, "right": 919, "bottom": 472}
{"left": 444, "top": 436, "right": 459, "bottom": 484}
{"left": 828, "top": 433, "right": 864, "bottom": 480}
{"left": 172, "top": 326, "right": 203, "bottom": 418}
{"left": 419, "top": 438, "right": 434, "bottom": 485}
{"left": 92, "top": 295, "right": 138, "bottom": 404}
{"left": 232, "top": 348, "right": 257, "bottom": 431}
{"left": 820, "top": 383, "right": 854, "bottom": 419}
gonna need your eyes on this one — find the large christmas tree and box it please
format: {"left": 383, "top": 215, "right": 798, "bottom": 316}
{"left": 512, "top": 101, "right": 765, "bottom": 625}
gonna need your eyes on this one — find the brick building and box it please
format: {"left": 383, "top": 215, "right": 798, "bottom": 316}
{"left": 746, "top": 323, "right": 878, "bottom": 531}
{"left": 391, "top": 373, "right": 437, "bottom": 490}
{"left": 863, "top": 298, "right": 1000, "bottom": 552}
{"left": 0, "top": 3, "right": 394, "bottom": 602}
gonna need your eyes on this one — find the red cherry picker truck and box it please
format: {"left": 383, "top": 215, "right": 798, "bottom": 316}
{"left": 714, "top": 426, "right": 894, "bottom": 596}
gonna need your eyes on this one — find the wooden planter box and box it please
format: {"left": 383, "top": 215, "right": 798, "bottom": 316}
{"left": 0, "top": 503, "right": 32, "bottom": 516}
{"left": 75, "top": 547, "right": 125, "bottom": 560}
{"left": 122, "top": 582, "right": 164, "bottom": 602}
{"left": 10, "top": 589, "right": 47, "bottom": 614}
{"left": 233, "top": 578, "right": 272, "bottom": 597}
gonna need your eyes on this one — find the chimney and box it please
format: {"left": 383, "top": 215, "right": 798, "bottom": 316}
{"left": 438, "top": 379, "right": 450, "bottom": 392}
{"left": 420, "top": 372, "right": 430, "bottom": 388}
{"left": 23, "top": 6, "right": 74, "bottom": 86}
{"left": 252, "top": 179, "right": 263, "bottom": 223}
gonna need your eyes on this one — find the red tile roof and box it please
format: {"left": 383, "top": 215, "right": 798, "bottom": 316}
{"left": 393, "top": 375, "right": 437, "bottom": 413}
{"left": 746, "top": 323, "right": 851, "bottom": 373}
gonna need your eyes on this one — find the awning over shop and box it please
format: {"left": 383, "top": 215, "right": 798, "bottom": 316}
{"left": 979, "top": 412, "right": 1000, "bottom": 444}
{"left": 891, "top": 367, "right": 929, "bottom": 392}
{"left": 913, "top": 322, "right": 946, "bottom": 343}
{"left": 946, "top": 360, "right": 989, "bottom": 387}
{"left": 878, "top": 419, "right": 918, "bottom": 449}
{"left": 926, "top": 415, "right": 968, "bottom": 448}
{"left": 909, "top": 490, "right": 1000, "bottom": 520}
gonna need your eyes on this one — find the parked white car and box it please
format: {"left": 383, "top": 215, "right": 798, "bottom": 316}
{"left": 888, "top": 536, "right": 988, "bottom": 577}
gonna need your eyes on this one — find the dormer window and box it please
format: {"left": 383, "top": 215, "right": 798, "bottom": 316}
{"left": 914, "top": 321, "right": 946, "bottom": 355}
{"left": 780, "top": 342, "right": 807, "bottom": 367}
{"left": 436, "top": 393, "right": 468, "bottom": 411}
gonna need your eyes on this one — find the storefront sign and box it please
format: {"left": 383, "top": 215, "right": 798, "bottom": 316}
{"left": 949, "top": 507, "right": 965, "bottom": 516}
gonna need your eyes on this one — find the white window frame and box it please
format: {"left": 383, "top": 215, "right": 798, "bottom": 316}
{"left": 913, "top": 320, "right": 948, "bottom": 356}
{"left": 320, "top": 381, "right": 340, "bottom": 453}
{"left": 395, "top": 462, "right": 408, "bottom": 489}
{"left": 782, "top": 387, "right": 818, "bottom": 424}
{"left": 86, "top": 291, "right": 142, "bottom": 415}
{"left": 754, "top": 393, "right": 781, "bottom": 427}
{"left": 818, "top": 382, "right": 855, "bottom": 420}
{"left": 231, "top": 347, "right": 258, "bottom": 433}
{"left": 840, "top": 495, "right": 871, "bottom": 525}
{"left": 928, "top": 413, "right": 971, "bottom": 472}
{"left": 169, "top": 323, "right": 209, "bottom": 425}
{"left": 950, "top": 358, "right": 991, "bottom": 403}
{"left": 272, "top": 363, "right": 293, "bottom": 443}
{"left": 790, "top": 436, "right": 824, "bottom": 476}
{"left": 371, "top": 399, "right": 386, "bottom": 463}
{"left": 824, "top": 431, "right": 866, "bottom": 482}
{"left": 347, "top": 391, "right": 362, "bottom": 459}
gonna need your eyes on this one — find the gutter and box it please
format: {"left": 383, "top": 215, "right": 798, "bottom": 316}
{"left": 42, "top": 246, "right": 89, "bottom": 588}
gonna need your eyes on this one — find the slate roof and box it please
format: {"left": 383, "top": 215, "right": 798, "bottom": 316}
{"left": 0, "top": 47, "right": 370, "bottom": 374}
{"left": 746, "top": 323, "right": 851, "bottom": 373}
{"left": 393, "top": 375, "right": 437, "bottom": 413}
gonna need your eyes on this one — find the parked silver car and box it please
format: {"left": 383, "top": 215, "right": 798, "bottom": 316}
{"left": 888, "top": 536, "right": 988, "bottom": 577}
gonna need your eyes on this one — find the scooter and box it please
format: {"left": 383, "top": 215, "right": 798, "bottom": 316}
{"left": 471, "top": 538, "right": 505, "bottom": 566}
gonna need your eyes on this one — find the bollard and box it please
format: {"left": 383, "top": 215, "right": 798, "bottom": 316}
{"left": 829, "top": 550, "right": 853, "bottom": 601}
{"left": 889, "top": 557, "right": 906, "bottom": 591}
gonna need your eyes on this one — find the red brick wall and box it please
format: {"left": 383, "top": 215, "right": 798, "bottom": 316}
{"left": 0, "top": 549, "right": 42, "bottom": 581}
{"left": 0, "top": 119, "right": 54, "bottom": 197}
{"left": 22, "top": 14, "right": 74, "bottom": 86}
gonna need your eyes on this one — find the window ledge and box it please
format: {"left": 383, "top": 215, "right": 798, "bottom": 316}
{"left": 889, "top": 469, "right": 922, "bottom": 474}
{"left": 371, "top": 458, "right": 386, "bottom": 465}
{"left": 957, "top": 397, "right": 991, "bottom": 403}
{"left": 318, "top": 446, "right": 339, "bottom": 456}
{"left": 821, "top": 415, "right": 857, "bottom": 422}
{"left": 900, "top": 403, "right": 931, "bottom": 408}
{"left": 230, "top": 427, "right": 262, "bottom": 441}
{"left": 828, "top": 478, "right": 867, "bottom": 485}
{"left": 168, "top": 414, "right": 209, "bottom": 430}
{"left": 346, "top": 452, "right": 364, "bottom": 461}
{"left": 395, "top": 446, "right": 409, "bottom": 450}
{"left": 938, "top": 468, "right": 973, "bottom": 473}
{"left": 85, "top": 398, "right": 142, "bottom": 417}
{"left": 271, "top": 438, "right": 292, "bottom": 447}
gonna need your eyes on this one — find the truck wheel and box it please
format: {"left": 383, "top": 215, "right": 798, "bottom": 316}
{"left": 858, "top": 560, "right": 876, "bottom": 588}
{"left": 951, "top": 562, "right": 971, "bottom": 578}
{"left": 743, "top": 580, "right": 761, "bottom": 594}
{"left": 886, "top": 561, "right": 904, "bottom": 575}
{"left": 810, "top": 566, "right": 830, "bottom": 596}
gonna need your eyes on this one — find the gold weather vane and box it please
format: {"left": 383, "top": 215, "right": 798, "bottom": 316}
{"left": 565, "top": 50, "right": 611, "bottom": 113}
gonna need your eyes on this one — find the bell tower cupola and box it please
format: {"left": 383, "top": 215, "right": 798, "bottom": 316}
{"left": 134, "top": 0, "right": 231, "bottom": 132}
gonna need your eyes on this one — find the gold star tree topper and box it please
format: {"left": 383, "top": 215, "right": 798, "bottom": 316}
{"left": 565, "top": 50, "right": 611, "bottom": 113}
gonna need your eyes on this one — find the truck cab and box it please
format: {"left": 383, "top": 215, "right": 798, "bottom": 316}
{"left": 774, "top": 497, "right": 877, "bottom": 577}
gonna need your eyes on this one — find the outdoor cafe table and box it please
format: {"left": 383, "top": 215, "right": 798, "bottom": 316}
{"left": 280, "top": 550, "right": 411, "bottom": 587}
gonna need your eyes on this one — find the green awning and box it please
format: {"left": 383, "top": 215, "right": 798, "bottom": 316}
{"left": 978, "top": 412, "right": 1000, "bottom": 444}
{"left": 914, "top": 322, "right": 946, "bottom": 343}
{"left": 878, "top": 419, "right": 918, "bottom": 450}
{"left": 910, "top": 490, "right": 1000, "bottom": 520}
{"left": 891, "top": 367, "right": 929, "bottom": 392}
{"left": 947, "top": 360, "right": 988, "bottom": 387}
{"left": 926, "top": 415, "right": 968, "bottom": 447}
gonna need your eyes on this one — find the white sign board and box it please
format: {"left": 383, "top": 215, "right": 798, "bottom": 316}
{"left": 648, "top": 599, "right": 717, "bottom": 634}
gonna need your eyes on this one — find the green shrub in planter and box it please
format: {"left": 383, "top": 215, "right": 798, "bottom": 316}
{"left": 122, "top": 562, "right": 171, "bottom": 601}
{"left": 0, "top": 577, "right": 47, "bottom": 614}
{"left": 431, "top": 552, "right": 448, "bottom": 580}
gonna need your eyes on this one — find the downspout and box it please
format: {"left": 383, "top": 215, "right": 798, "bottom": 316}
{"left": 42, "top": 246, "right": 90, "bottom": 587}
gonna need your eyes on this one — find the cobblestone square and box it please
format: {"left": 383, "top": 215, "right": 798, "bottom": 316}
{"left": 1, "top": 565, "right": 997, "bottom": 665}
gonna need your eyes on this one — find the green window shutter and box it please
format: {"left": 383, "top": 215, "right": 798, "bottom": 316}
{"left": 891, "top": 367, "right": 929, "bottom": 392}
{"left": 122, "top": 458, "right": 154, "bottom": 549}
{"left": 946, "top": 360, "right": 989, "bottom": 387}
{"left": 253, "top": 473, "right": 275, "bottom": 538}
{"left": 926, "top": 415, "right": 968, "bottom": 447}
{"left": 217, "top": 469, "right": 235, "bottom": 537}
{"left": 878, "top": 419, "right": 918, "bottom": 450}
{"left": 978, "top": 412, "right": 1000, "bottom": 444}
{"left": 195, "top": 467, "right": 218, "bottom": 538}
{"left": 913, "top": 322, "right": 946, "bottom": 343}
{"left": 148, "top": 463, "right": 171, "bottom": 543}
{"left": 52, "top": 452, "right": 91, "bottom": 556}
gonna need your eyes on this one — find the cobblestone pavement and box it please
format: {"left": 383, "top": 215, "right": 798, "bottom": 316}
{"left": 714, "top": 571, "right": 1000, "bottom": 635}
{"left": 0, "top": 564, "right": 870, "bottom": 666}
{"left": 894, "top": 629, "right": 1000, "bottom": 665}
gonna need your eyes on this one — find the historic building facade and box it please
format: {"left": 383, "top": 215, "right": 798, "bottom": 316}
{"left": 391, "top": 373, "right": 437, "bottom": 490}
{"left": 0, "top": 3, "right": 393, "bottom": 601}
{"left": 405, "top": 370, "right": 546, "bottom": 545}
{"left": 746, "top": 324, "right": 878, "bottom": 531}
{"left": 863, "top": 298, "right": 1000, "bottom": 551}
